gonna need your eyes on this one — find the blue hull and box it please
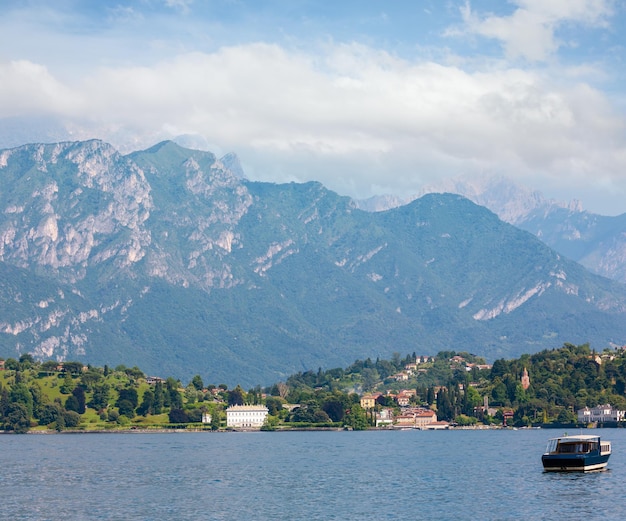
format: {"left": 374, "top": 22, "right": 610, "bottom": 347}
{"left": 542, "top": 453, "right": 610, "bottom": 472}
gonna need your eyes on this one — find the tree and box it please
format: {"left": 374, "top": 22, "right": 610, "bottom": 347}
{"left": 455, "top": 414, "right": 478, "bottom": 426}
{"left": 152, "top": 381, "right": 164, "bottom": 414}
{"left": 38, "top": 404, "right": 62, "bottom": 426}
{"left": 491, "top": 379, "right": 508, "bottom": 406}
{"left": 3, "top": 403, "right": 31, "bottom": 433}
{"left": 426, "top": 386, "right": 435, "bottom": 405}
{"left": 186, "top": 408, "right": 203, "bottom": 422}
{"left": 137, "top": 390, "right": 154, "bottom": 416}
{"left": 0, "top": 387, "right": 8, "bottom": 418}
{"left": 4, "top": 358, "right": 19, "bottom": 371}
{"left": 261, "top": 415, "right": 279, "bottom": 431}
{"left": 211, "top": 409, "right": 222, "bottom": 430}
{"left": 60, "top": 372, "right": 75, "bottom": 394}
{"left": 165, "top": 378, "right": 182, "bottom": 409}
{"left": 462, "top": 386, "right": 482, "bottom": 416}
{"left": 10, "top": 383, "right": 34, "bottom": 419}
{"left": 19, "top": 353, "right": 35, "bottom": 368}
{"left": 362, "top": 368, "right": 380, "bottom": 392}
{"left": 265, "top": 397, "right": 284, "bottom": 416}
{"left": 71, "top": 386, "right": 86, "bottom": 414}
{"left": 343, "top": 404, "right": 368, "bottom": 430}
{"left": 62, "top": 410, "right": 81, "bottom": 428}
{"left": 191, "top": 374, "right": 204, "bottom": 391}
{"left": 117, "top": 399, "right": 136, "bottom": 418}
{"left": 65, "top": 395, "right": 80, "bottom": 414}
{"left": 116, "top": 388, "right": 139, "bottom": 409}
{"left": 89, "top": 383, "right": 110, "bottom": 411}
{"left": 62, "top": 362, "right": 84, "bottom": 375}
{"left": 168, "top": 387, "right": 183, "bottom": 410}
{"left": 55, "top": 409, "right": 66, "bottom": 431}
{"left": 557, "top": 408, "right": 576, "bottom": 424}
{"left": 168, "top": 408, "right": 189, "bottom": 423}
{"left": 322, "top": 399, "right": 345, "bottom": 422}
{"left": 184, "top": 384, "right": 198, "bottom": 404}
{"left": 436, "top": 388, "right": 454, "bottom": 421}
{"left": 124, "top": 366, "right": 145, "bottom": 380}
{"left": 313, "top": 410, "right": 331, "bottom": 423}
{"left": 80, "top": 369, "right": 103, "bottom": 391}
{"left": 228, "top": 385, "right": 245, "bottom": 406}
{"left": 40, "top": 360, "right": 60, "bottom": 373}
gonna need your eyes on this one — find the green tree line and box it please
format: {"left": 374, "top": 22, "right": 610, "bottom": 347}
{"left": 2, "top": 343, "right": 625, "bottom": 432}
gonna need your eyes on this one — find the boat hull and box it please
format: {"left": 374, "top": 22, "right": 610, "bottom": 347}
{"left": 541, "top": 453, "right": 610, "bottom": 472}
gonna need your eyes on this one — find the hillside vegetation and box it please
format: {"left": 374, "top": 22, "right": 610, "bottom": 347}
{"left": 2, "top": 343, "right": 624, "bottom": 432}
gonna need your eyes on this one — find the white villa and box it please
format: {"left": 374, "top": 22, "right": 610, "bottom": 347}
{"left": 226, "top": 404, "right": 269, "bottom": 428}
{"left": 577, "top": 404, "right": 625, "bottom": 424}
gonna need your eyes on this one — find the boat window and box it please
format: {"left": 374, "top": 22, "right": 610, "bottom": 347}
{"left": 546, "top": 439, "right": 558, "bottom": 453}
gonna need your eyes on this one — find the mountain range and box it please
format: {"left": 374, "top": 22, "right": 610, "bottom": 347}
{"left": 356, "top": 175, "right": 626, "bottom": 285}
{"left": 1, "top": 140, "right": 626, "bottom": 386}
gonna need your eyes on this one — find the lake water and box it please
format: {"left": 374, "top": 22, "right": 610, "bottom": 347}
{"left": 2, "top": 428, "right": 626, "bottom": 520}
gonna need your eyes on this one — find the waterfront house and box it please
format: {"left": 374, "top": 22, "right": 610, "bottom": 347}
{"left": 360, "top": 394, "right": 381, "bottom": 409}
{"left": 395, "top": 413, "right": 417, "bottom": 428}
{"left": 375, "top": 408, "right": 394, "bottom": 427}
{"left": 414, "top": 409, "right": 437, "bottom": 429}
{"left": 394, "top": 408, "right": 437, "bottom": 429}
{"left": 577, "top": 404, "right": 625, "bottom": 424}
{"left": 226, "top": 405, "right": 269, "bottom": 428}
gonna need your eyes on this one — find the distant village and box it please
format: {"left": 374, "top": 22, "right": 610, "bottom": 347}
{"left": 151, "top": 352, "right": 626, "bottom": 431}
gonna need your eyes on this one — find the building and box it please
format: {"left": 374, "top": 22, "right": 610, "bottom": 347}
{"left": 201, "top": 412, "right": 212, "bottom": 424}
{"left": 577, "top": 404, "right": 625, "bottom": 424}
{"left": 360, "top": 394, "right": 380, "bottom": 409}
{"left": 414, "top": 409, "right": 437, "bottom": 429}
{"left": 375, "top": 408, "right": 394, "bottom": 428}
{"left": 521, "top": 368, "right": 530, "bottom": 390}
{"left": 394, "top": 408, "right": 437, "bottom": 429}
{"left": 226, "top": 405, "right": 269, "bottom": 428}
{"left": 396, "top": 391, "right": 413, "bottom": 407}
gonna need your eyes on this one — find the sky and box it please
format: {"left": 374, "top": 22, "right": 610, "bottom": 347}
{"left": 1, "top": 0, "right": 625, "bottom": 214}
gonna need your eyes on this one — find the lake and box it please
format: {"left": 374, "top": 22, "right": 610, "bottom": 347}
{"left": 2, "top": 428, "right": 626, "bottom": 520}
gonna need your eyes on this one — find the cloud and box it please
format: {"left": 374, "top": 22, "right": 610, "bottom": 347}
{"left": 0, "top": 36, "right": 625, "bottom": 209}
{"left": 457, "top": 0, "right": 615, "bottom": 62}
{"left": 0, "top": 60, "right": 78, "bottom": 117}
{"left": 164, "top": 0, "right": 194, "bottom": 14}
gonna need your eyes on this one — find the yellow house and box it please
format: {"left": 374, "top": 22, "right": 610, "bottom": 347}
{"left": 360, "top": 394, "right": 379, "bottom": 409}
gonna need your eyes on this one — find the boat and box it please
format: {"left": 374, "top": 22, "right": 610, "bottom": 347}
{"left": 541, "top": 434, "right": 611, "bottom": 472}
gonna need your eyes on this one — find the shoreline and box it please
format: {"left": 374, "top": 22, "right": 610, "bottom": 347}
{"left": 4, "top": 424, "right": 512, "bottom": 435}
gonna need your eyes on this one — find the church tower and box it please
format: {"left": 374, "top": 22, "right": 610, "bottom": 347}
{"left": 521, "top": 367, "right": 530, "bottom": 390}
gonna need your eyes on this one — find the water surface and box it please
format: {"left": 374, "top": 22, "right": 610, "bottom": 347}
{"left": 2, "top": 428, "right": 625, "bottom": 520}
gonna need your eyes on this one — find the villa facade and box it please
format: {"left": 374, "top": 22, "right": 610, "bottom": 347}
{"left": 226, "top": 404, "right": 269, "bottom": 428}
{"left": 577, "top": 404, "right": 625, "bottom": 424}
